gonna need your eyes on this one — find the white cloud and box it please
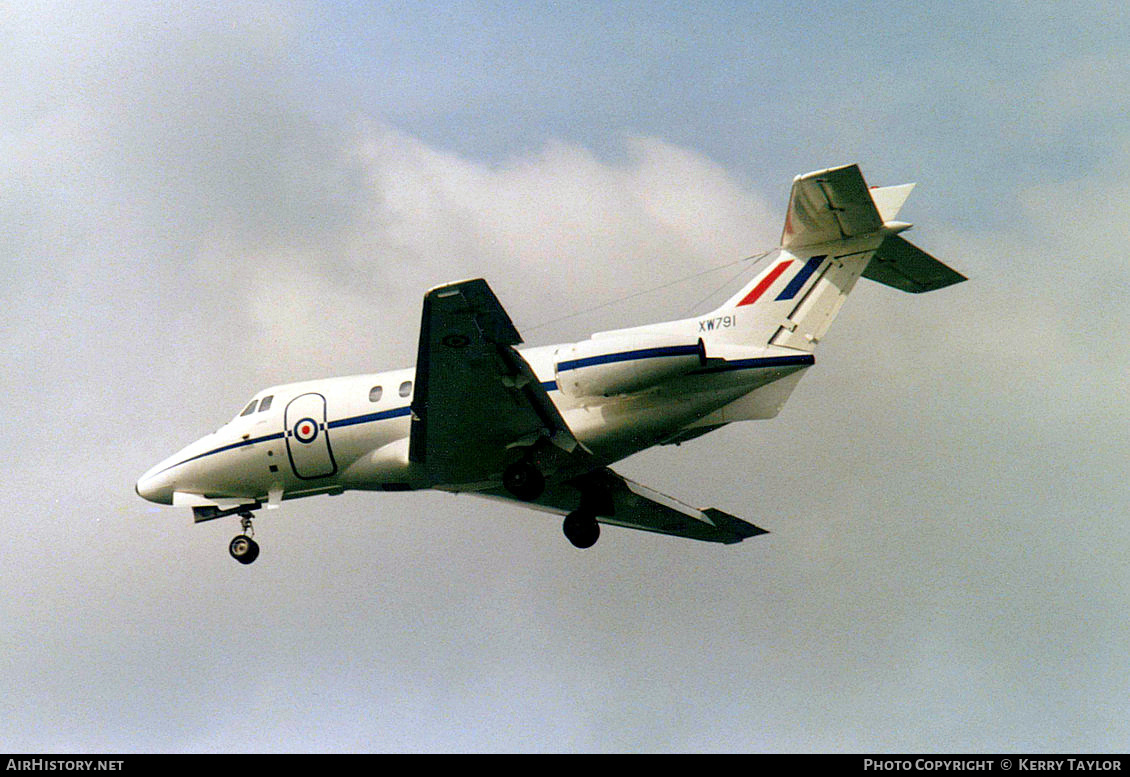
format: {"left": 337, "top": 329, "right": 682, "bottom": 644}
{"left": 347, "top": 124, "right": 777, "bottom": 288}
{"left": 225, "top": 123, "right": 779, "bottom": 374}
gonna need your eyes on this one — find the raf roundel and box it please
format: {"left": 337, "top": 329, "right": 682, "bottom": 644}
{"left": 293, "top": 417, "right": 319, "bottom": 444}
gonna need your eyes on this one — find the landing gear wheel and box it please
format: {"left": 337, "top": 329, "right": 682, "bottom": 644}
{"left": 503, "top": 460, "right": 545, "bottom": 502}
{"left": 229, "top": 534, "right": 260, "bottom": 565}
{"left": 563, "top": 510, "right": 600, "bottom": 549}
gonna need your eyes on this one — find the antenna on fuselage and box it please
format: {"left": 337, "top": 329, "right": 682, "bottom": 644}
{"left": 524, "top": 248, "right": 775, "bottom": 334}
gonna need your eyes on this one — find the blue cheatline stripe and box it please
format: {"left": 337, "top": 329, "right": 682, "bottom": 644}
{"left": 327, "top": 405, "right": 412, "bottom": 430}
{"left": 157, "top": 406, "right": 415, "bottom": 475}
{"left": 153, "top": 383, "right": 575, "bottom": 477}
{"left": 152, "top": 431, "right": 286, "bottom": 476}
{"left": 775, "top": 255, "right": 826, "bottom": 301}
{"left": 192, "top": 432, "right": 284, "bottom": 459}
{"left": 557, "top": 344, "right": 702, "bottom": 372}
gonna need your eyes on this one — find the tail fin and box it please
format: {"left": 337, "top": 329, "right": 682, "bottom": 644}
{"left": 702, "top": 164, "right": 965, "bottom": 353}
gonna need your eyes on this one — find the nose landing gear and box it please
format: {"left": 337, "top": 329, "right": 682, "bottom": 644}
{"left": 229, "top": 512, "right": 260, "bottom": 565}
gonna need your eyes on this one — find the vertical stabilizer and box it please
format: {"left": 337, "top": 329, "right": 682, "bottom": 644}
{"left": 703, "top": 249, "right": 867, "bottom": 353}
{"left": 701, "top": 166, "right": 882, "bottom": 352}
{"left": 676, "top": 164, "right": 964, "bottom": 432}
{"left": 869, "top": 182, "right": 916, "bottom": 222}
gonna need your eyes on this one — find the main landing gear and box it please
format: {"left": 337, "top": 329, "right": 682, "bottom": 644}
{"left": 228, "top": 512, "right": 260, "bottom": 565}
{"left": 502, "top": 460, "right": 602, "bottom": 548}
{"left": 503, "top": 460, "right": 545, "bottom": 502}
{"left": 563, "top": 510, "right": 600, "bottom": 549}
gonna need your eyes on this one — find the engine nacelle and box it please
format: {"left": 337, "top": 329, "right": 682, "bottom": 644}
{"left": 554, "top": 334, "right": 706, "bottom": 398}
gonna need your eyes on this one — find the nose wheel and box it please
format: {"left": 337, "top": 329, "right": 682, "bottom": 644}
{"left": 229, "top": 513, "right": 260, "bottom": 565}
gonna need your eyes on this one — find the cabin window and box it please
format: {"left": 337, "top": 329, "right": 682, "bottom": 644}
{"left": 399, "top": 380, "right": 412, "bottom": 397}
{"left": 239, "top": 400, "right": 258, "bottom": 416}
{"left": 369, "top": 385, "right": 383, "bottom": 402}
{"left": 258, "top": 395, "right": 273, "bottom": 412}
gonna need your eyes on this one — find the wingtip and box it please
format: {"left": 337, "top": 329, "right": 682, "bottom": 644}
{"left": 703, "top": 508, "right": 769, "bottom": 541}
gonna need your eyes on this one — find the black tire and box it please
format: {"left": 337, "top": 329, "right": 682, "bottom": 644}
{"left": 503, "top": 461, "right": 544, "bottom": 502}
{"left": 563, "top": 511, "right": 600, "bottom": 549}
{"left": 229, "top": 535, "right": 260, "bottom": 565}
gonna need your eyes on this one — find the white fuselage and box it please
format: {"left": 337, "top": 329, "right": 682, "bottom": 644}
{"left": 135, "top": 321, "right": 810, "bottom": 508}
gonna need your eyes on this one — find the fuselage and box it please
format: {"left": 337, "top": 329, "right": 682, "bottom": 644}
{"left": 135, "top": 318, "right": 811, "bottom": 508}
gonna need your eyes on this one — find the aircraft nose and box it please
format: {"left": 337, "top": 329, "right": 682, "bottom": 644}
{"left": 135, "top": 465, "right": 174, "bottom": 505}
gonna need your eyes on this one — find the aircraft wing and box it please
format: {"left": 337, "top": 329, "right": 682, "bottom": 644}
{"left": 482, "top": 467, "right": 768, "bottom": 545}
{"left": 410, "top": 278, "right": 766, "bottom": 544}
{"left": 409, "top": 278, "right": 585, "bottom": 486}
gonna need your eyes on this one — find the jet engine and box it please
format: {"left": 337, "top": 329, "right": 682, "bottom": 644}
{"left": 554, "top": 335, "right": 706, "bottom": 398}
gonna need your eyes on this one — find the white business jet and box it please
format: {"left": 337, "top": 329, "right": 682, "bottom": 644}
{"left": 136, "top": 164, "right": 964, "bottom": 564}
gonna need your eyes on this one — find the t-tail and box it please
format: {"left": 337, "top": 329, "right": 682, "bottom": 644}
{"left": 658, "top": 164, "right": 966, "bottom": 434}
{"left": 700, "top": 164, "right": 965, "bottom": 355}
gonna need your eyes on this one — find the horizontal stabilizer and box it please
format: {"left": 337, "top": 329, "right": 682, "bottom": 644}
{"left": 863, "top": 235, "right": 967, "bottom": 293}
{"left": 782, "top": 164, "right": 883, "bottom": 248}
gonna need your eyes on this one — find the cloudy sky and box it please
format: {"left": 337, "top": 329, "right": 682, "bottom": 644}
{"left": 3, "top": 0, "right": 1128, "bottom": 753}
